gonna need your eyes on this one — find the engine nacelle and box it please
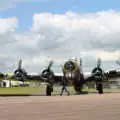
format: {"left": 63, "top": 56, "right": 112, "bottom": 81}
{"left": 41, "top": 60, "right": 55, "bottom": 85}
{"left": 14, "top": 69, "right": 27, "bottom": 82}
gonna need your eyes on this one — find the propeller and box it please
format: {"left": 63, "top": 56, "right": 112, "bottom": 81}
{"left": 14, "top": 60, "right": 27, "bottom": 82}
{"left": 91, "top": 58, "right": 103, "bottom": 81}
{"left": 14, "top": 69, "right": 27, "bottom": 81}
{"left": 41, "top": 60, "right": 54, "bottom": 83}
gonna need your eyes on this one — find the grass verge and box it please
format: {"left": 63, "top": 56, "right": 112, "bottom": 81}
{"left": 0, "top": 86, "right": 119, "bottom": 96}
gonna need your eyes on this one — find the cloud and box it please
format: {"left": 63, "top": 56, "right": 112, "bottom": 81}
{"left": 1, "top": 10, "right": 120, "bottom": 73}
{"left": 32, "top": 10, "right": 120, "bottom": 52}
{"left": 96, "top": 51, "right": 120, "bottom": 61}
{"left": 0, "top": 17, "right": 18, "bottom": 46}
{"left": 0, "top": 17, "right": 18, "bottom": 33}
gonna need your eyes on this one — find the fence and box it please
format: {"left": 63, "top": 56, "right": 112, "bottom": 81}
{"left": 0, "top": 80, "right": 120, "bottom": 96}
{"left": 29, "top": 83, "right": 120, "bottom": 96}
{"left": 29, "top": 84, "right": 76, "bottom": 96}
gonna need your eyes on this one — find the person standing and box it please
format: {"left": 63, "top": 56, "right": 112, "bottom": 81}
{"left": 60, "top": 78, "right": 70, "bottom": 96}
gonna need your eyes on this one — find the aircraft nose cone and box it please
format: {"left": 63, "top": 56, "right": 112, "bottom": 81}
{"left": 64, "top": 61, "right": 75, "bottom": 72}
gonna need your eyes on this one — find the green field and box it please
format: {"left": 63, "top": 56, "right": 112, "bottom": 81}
{"left": 0, "top": 87, "right": 46, "bottom": 95}
{"left": 0, "top": 86, "right": 119, "bottom": 95}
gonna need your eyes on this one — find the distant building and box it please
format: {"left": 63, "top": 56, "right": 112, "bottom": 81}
{"left": 0, "top": 80, "right": 30, "bottom": 88}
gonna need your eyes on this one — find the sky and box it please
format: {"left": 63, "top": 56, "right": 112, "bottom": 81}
{"left": 1, "top": 0, "right": 120, "bottom": 74}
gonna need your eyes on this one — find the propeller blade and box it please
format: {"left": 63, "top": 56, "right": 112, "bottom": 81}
{"left": 48, "top": 60, "right": 53, "bottom": 69}
{"left": 97, "top": 58, "right": 101, "bottom": 68}
{"left": 18, "top": 59, "right": 22, "bottom": 69}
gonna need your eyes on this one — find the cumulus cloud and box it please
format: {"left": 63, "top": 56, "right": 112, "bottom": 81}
{"left": 1, "top": 10, "right": 120, "bottom": 74}
{"left": 0, "top": 17, "right": 18, "bottom": 46}
{"left": 32, "top": 10, "right": 120, "bottom": 51}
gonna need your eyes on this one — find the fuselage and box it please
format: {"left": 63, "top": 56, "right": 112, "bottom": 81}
{"left": 62, "top": 59, "right": 85, "bottom": 92}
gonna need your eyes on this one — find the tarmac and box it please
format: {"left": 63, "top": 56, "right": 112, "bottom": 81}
{"left": 0, "top": 93, "right": 120, "bottom": 120}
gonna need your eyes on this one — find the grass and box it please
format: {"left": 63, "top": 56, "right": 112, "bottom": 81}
{"left": 0, "top": 86, "right": 119, "bottom": 95}
{"left": 0, "top": 87, "right": 46, "bottom": 95}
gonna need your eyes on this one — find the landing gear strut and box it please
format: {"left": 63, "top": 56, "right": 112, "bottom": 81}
{"left": 46, "top": 84, "right": 53, "bottom": 96}
{"left": 96, "top": 83, "right": 103, "bottom": 94}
